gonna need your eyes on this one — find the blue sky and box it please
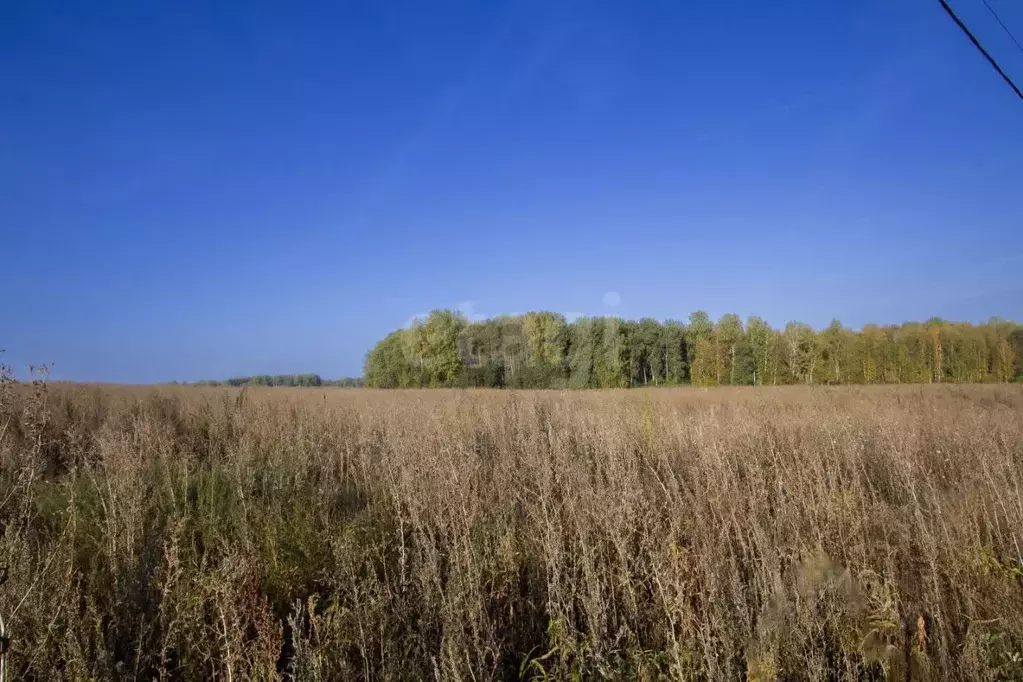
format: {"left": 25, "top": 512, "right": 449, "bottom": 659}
{"left": 2, "top": 0, "right": 1022, "bottom": 382}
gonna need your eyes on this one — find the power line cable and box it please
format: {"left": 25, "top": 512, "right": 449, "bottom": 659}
{"left": 939, "top": 0, "right": 1023, "bottom": 100}
{"left": 980, "top": 0, "right": 1023, "bottom": 56}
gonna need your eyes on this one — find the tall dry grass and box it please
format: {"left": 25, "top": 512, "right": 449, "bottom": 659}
{"left": 0, "top": 379, "right": 1021, "bottom": 680}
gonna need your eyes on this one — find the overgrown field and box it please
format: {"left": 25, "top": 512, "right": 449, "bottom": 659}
{"left": 1, "top": 381, "right": 1022, "bottom": 680}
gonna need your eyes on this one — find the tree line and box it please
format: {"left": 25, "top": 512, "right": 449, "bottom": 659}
{"left": 364, "top": 310, "right": 1023, "bottom": 388}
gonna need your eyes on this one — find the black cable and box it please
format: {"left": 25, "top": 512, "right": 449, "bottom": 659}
{"left": 939, "top": 0, "right": 1023, "bottom": 100}
{"left": 980, "top": 0, "right": 1023, "bottom": 56}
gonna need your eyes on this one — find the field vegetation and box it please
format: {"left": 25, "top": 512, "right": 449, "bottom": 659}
{"left": 1, "top": 369, "right": 1022, "bottom": 679}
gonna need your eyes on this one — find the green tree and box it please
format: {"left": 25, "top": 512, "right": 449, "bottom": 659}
{"left": 458, "top": 321, "right": 504, "bottom": 387}
{"left": 628, "top": 318, "right": 664, "bottom": 385}
{"left": 783, "top": 322, "right": 818, "bottom": 384}
{"left": 819, "top": 320, "right": 849, "bottom": 385}
{"left": 495, "top": 316, "right": 527, "bottom": 386}
{"left": 746, "top": 316, "right": 775, "bottom": 386}
{"left": 688, "top": 311, "right": 716, "bottom": 387}
{"left": 661, "top": 320, "right": 688, "bottom": 384}
{"left": 411, "top": 310, "right": 466, "bottom": 386}
{"left": 522, "top": 312, "right": 569, "bottom": 386}
{"left": 597, "top": 318, "right": 629, "bottom": 388}
{"left": 568, "top": 318, "right": 598, "bottom": 388}
{"left": 715, "top": 313, "right": 744, "bottom": 385}
{"left": 365, "top": 330, "right": 417, "bottom": 387}
{"left": 1011, "top": 326, "right": 1023, "bottom": 380}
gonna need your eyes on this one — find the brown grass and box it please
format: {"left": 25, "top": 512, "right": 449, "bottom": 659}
{"left": 1, "top": 382, "right": 1022, "bottom": 680}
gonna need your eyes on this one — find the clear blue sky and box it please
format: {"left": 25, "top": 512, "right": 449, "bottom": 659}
{"left": 3, "top": 0, "right": 1022, "bottom": 382}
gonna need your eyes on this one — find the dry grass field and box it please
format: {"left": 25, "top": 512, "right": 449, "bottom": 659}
{"left": 1, "top": 381, "right": 1022, "bottom": 680}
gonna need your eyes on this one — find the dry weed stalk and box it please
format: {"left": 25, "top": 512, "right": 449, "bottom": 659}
{"left": 0, "top": 381, "right": 1021, "bottom": 679}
